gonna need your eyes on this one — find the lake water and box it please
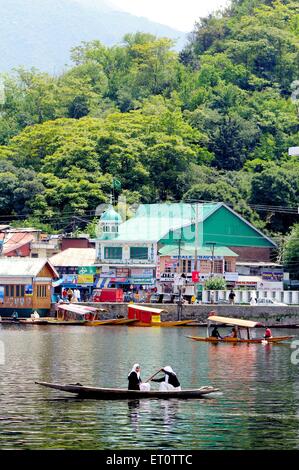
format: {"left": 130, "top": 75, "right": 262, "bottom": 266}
{"left": 0, "top": 324, "right": 299, "bottom": 450}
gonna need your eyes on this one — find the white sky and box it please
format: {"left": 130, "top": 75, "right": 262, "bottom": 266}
{"left": 108, "top": 0, "right": 229, "bottom": 32}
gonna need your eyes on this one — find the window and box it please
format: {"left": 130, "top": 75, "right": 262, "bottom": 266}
{"left": 213, "top": 260, "right": 223, "bottom": 274}
{"left": 5, "top": 285, "right": 14, "bottom": 297}
{"left": 225, "top": 260, "right": 232, "bottom": 272}
{"left": 130, "top": 247, "right": 148, "bottom": 260}
{"left": 181, "top": 260, "right": 192, "bottom": 273}
{"left": 104, "top": 247, "right": 122, "bottom": 259}
{"left": 37, "top": 285, "right": 47, "bottom": 298}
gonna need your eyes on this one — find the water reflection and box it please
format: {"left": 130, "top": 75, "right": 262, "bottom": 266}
{"left": 0, "top": 326, "right": 299, "bottom": 449}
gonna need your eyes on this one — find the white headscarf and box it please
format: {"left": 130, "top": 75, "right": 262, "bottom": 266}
{"left": 129, "top": 363, "right": 140, "bottom": 379}
{"left": 163, "top": 366, "right": 176, "bottom": 384}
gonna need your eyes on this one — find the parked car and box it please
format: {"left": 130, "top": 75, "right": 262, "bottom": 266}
{"left": 162, "top": 293, "right": 173, "bottom": 304}
{"left": 150, "top": 293, "right": 163, "bottom": 303}
{"left": 256, "top": 298, "right": 287, "bottom": 306}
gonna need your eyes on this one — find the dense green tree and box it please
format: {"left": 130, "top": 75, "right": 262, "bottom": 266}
{"left": 283, "top": 223, "right": 299, "bottom": 279}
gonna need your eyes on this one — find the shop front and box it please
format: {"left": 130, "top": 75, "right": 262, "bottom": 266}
{"left": 54, "top": 266, "right": 97, "bottom": 302}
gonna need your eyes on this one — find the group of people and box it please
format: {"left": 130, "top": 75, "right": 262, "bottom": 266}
{"left": 211, "top": 325, "right": 272, "bottom": 340}
{"left": 61, "top": 288, "right": 81, "bottom": 303}
{"left": 128, "top": 364, "right": 181, "bottom": 392}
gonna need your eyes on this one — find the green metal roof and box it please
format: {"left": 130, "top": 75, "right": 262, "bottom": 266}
{"left": 99, "top": 203, "right": 218, "bottom": 242}
{"left": 159, "top": 244, "right": 238, "bottom": 257}
{"left": 98, "top": 202, "right": 276, "bottom": 248}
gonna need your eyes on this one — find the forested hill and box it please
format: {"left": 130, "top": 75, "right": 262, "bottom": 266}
{"left": 0, "top": 0, "right": 185, "bottom": 72}
{"left": 0, "top": 0, "right": 298, "bottom": 272}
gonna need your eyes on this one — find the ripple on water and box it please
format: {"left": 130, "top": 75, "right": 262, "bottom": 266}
{"left": 0, "top": 326, "right": 299, "bottom": 449}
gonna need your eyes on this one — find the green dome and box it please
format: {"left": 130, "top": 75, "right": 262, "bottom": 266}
{"left": 100, "top": 207, "right": 122, "bottom": 223}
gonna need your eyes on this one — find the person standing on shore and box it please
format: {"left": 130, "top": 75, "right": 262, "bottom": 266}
{"left": 229, "top": 290, "right": 236, "bottom": 304}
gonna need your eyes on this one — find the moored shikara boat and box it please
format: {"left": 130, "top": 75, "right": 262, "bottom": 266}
{"left": 35, "top": 381, "right": 219, "bottom": 399}
{"left": 127, "top": 304, "right": 194, "bottom": 327}
{"left": 50, "top": 303, "right": 112, "bottom": 325}
{"left": 187, "top": 314, "right": 295, "bottom": 344}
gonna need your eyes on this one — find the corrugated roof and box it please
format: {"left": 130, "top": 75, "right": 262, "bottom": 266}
{"left": 49, "top": 248, "right": 96, "bottom": 267}
{"left": 100, "top": 203, "right": 219, "bottom": 242}
{"left": 0, "top": 232, "right": 36, "bottom": 255}
{"left": 159, "top": 245, "right": 238, "bottom": 257}
{"left": 0, "top": 257, "right": 59, "bottom": 277}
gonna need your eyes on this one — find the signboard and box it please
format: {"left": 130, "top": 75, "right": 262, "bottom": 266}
{"left": 257, "top": 281, "right": 283, "bottom": 291}
{"left": 131, "top": 268, "right": 153, "bottom": 278}
{"left": 156, "top": 256, "right": 161, "bottom": 281}
{"left": 165, "top": 259, "right": 178, "bottom": 268}
{"left": 62, "top": 274, "right": 77, "bottom": 284}
{"left": 224, "top": 272, "right": 239, "bottom": 282}
{"left": 172, "top": 255, "right": 223, "bottom": 260}
{"left": 77, "top": 266, "right": 97, "bottom": 275}
{"left": 261, "top": 270, "right": 284, "bottom": 282}
{"left": 116, "top": 268, "right": 129, "bottom": 277}
{"left": 110, "top": 278, "right": 129, "bottom": 283}
{"left": 0, "top": 286, "right": 4, "bottom": 304}
{"left": 77, "top": 274, "right": 94, "bottom": 284}
{"left": 128, "top": 278, "right": 155, "bottom": 285}
{"left": 192, "top": 271, "right": 200, "bottom": 283}
{"left": 100, "top": 269, "right": 116, "bottom": 278}
{"left": 25, "top": 285, "right": 33, "bottom": 296}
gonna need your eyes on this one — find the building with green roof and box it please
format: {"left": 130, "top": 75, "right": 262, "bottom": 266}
{"left": 95, "top": 203, "right": 276, "bottom": 289}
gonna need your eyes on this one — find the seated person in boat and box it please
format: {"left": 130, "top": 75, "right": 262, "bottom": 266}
{"left": 211, "top": 326, "right": 222, "bottom": 339}
{"left": 151, "top": 366, "right": 181, "bottom": 391}
{"left": 264, "top": 327, "right": 272, "bottom": 339}
{"left": 224, "top": 326, "right": 238, "bottom": 338}
{"left": 11, "top": 311, "right": 19, "bottom": 321}
{"left": 128, "top": 364, "right": 141, "bottom": 390}
{"left": 31, "top": 311, "right": 40, "bottom": 320}
{"left": 128, "top": 364, "right": 150, "bottom": 391}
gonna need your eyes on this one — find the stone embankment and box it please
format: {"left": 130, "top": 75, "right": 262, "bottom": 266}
{"left": 81, "top": 303, "right": 299, "bottom": 327}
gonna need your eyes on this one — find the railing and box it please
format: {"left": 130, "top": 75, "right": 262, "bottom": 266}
{"left": 203, "top": 290, "right": 299, "bottom": 305}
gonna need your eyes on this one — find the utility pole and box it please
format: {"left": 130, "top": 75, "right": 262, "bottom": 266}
{"left": 206, "top": 242, "right": 216, "bottom": 277}
{"left": 177, "top": 233, "right": 183, "bottom": 321}
{"left": 194, "top": 203, "right": 199, "bottom": 272}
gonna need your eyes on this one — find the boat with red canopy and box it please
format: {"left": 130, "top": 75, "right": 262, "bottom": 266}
{"left": 187, "top": 314, "right": 295, "bottom": 344}
{"left": 127, "top": 304, "right": 194, "bottom": 327}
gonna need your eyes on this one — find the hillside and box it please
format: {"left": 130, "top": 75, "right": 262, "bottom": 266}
{"left": 0, "top": 0, "right": 186, "bottom": 72}
{"left": 0, "top": 0, "right": 298, "bottom": 266}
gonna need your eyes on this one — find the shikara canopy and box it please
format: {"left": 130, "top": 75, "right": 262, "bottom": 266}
{"left": 57, "top": 304, "right": 107, "bottom": 315}
{"left": 128, "top": 304, "right": 166, "bottom": 314}
{"left": 208, "top": 315, "right": 262, "bottom": 328}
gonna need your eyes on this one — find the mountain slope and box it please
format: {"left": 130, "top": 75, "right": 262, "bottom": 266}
{"left": 0, "top": 0, "right": 186, "bottom": 73}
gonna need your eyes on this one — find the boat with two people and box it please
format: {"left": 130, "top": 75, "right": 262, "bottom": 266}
{"left": 35, "top": 381, "right": 218, "bottom": 399}
{"left": 187, "top": 314, "right": 295, "bottom": 344}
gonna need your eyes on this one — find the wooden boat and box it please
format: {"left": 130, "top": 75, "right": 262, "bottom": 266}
{"left": 19, "top": 318, "right": 49, "bottom": 325}
{"left": 0, "top": 317, "right": 49, "bottom": 325}
{"left": 35, "top": 381, "right": 219, "bottom": 399}
{"left": 187, "top": 314, "right": 295, "bottom": 344}
{"left": 127, "top": 304, "right": 194, "bottom": 327}
{"left": 52, "top": 303, "right": 135, "bottom": 326}
{"left": 51, "top": 303, "right": 109, "bottom": 325}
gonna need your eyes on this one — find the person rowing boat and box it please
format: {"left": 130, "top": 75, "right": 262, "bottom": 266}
{"left": 151, "top": 366, "right": 181, "bottom": 392}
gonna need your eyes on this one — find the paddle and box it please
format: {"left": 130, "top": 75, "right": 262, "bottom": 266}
{"left": 144, "top": 369, "right": 163, "bottom": 383}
